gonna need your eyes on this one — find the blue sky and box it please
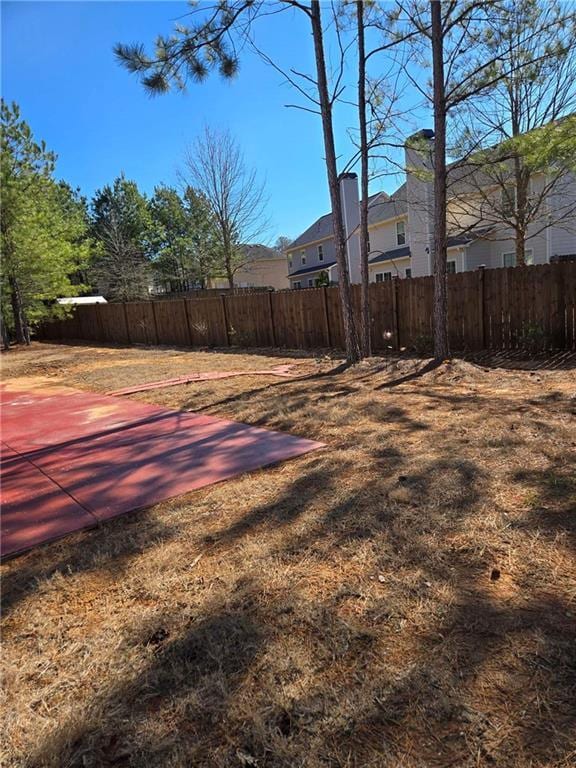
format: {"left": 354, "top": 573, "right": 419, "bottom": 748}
{"left": 2, "top": 1, "right": 422, "bottom": 241}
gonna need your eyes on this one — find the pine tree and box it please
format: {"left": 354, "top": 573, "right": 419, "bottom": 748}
{"left": 148, "top": 185, "right": 218, "bottom": 291}
{"left": 1, "top": 100, "right": 90, "bottom": 344}
{"left": 90, "top": 175, "right": 153, "bottom": 301}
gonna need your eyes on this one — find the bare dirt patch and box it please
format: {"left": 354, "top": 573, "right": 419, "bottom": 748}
{"left": 1, "top": 342, "right": 575, "bottom": 767}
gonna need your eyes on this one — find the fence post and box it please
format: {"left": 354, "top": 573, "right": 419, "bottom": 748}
{"left": 478, "top": 267, "right": 486, "bottom": 349}
{"left": 268, "top": 290, "right": 276, "bottom": 347}
{"left": 556, "top": 262, "right": 566, "bottom": 349}
{"left": 182, "top": 299, "right": 194, "bottom": 347}
{"left": 150, "top": 300, "right": 160, "bottom": 345}
{"left": 220, "top": 294, "right": 231, "bottom": 346}
{"left": 392, "top": 279, "right": 400, "bottom": 350}
{"left": 122, "top": 303, "right": 131, "bottom": 345}
{"left": 322, "top": 286, "right": 332, "bottom": 348}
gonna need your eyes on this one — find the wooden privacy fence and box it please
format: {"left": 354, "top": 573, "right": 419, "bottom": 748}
{"left": 150, "top": 286, "right": 269, "bottom": 301}
{"left": 40, "top": 263, "right": 576, "bottom": 353}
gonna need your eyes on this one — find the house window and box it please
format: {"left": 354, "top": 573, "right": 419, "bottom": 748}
{"left": 293, "top": 280, "right": 302, "bottom": 289}
{"left": 396, "top": 220, "right": 406, "bottom": 246}
{"left": 307, "top": 278, "right": 314, "bottom": 287}
{"left": 447, "top": 260, "right": 456, "bottom": 274}
{"left": 375, "top": 272, "right": 384, "bottom": 283}
{"left": 502, "top": 249, "right": 534, "bottom": 267}
{"left": 405, "top": 267, "right": 412, "bottom": 278}
{"left": 383, "top": 272, "right": 392, "bottom": 281}
{"left": 288, "top": 258, "right": 292, "bottom": 269}
{"left": 300, "top": 250, "right": 306, "bottom": 265}
{"left": 318, "top": 244, "right": 324, "bottom": 262}
{"left": 502, "top": 187, "right": 516, "bottom": 217}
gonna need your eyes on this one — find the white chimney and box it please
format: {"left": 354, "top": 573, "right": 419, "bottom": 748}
{"left": 339, "top": 172, "right": 361, "bottom": 284}
{"left": 405, "top": 129, "right": 434, "bottom": 277}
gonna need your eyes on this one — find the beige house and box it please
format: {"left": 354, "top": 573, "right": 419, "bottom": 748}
{"left": 286, "top": 129, "right": 576, "bottom": 288}
{"left": 208, "top": 244, "right": 289, "bottom": 290}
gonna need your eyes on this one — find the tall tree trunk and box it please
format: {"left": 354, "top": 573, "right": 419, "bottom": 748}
{"left": 226, "top": 259, "right": 235, "bottom": 289}
{"left": 513, "top": 158, "right": 529, "bottom": 267}
{"left": 9, "top": 275, "right": 29, "bottom": 345}
{"left": 515, "top": 224, "right": 526, "bottom": 266}
{"left": 0, "top": 314, "right": 10, "bottom": 351}
{"left": 310, "top": 0, "right": 360, "bottom": 364}
{"left": 431, "top": 0, "right": 450, "bottom": 361}
{"left": 357, "top": 0, "right": 371, "bottom": 358}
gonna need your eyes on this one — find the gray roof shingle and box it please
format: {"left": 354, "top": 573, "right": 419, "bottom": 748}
{"left": 288, "top": 190, "right": 403, "bottom": 251}
{"left": 288, "top": 261, "right": 337, "bottom": 277}
{"left": 369, "top": 245, "right": 411, "bottom": 264}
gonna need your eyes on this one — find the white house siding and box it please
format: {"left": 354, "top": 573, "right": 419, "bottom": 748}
{"left": 550, "top": 221, "right": 576, "bottom": 258}
{"left": 369, "top": 216, "right": 408, "bottom": 256}
{"left": 464, "top": 225, "right": 548, "bottom": 270}
{"left": 405, "top": 132, "right": 434, "bottom": 278}
{"left": 549, "top": 172, "right": 576, "bottom": 259}
{"left": 340, "top": 174, "right": 362, "bottom": 284}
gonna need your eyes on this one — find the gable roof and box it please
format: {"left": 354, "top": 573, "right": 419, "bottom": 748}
{"left": 288, "top": 190, "right": 399, "bottom": 251}
{"left": 368, "top": 183, "right": 407, "bottom": 226}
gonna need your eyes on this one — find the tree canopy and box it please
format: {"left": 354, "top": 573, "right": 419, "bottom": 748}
{"left": 1, "top": 100, "right": 91, "bottom": 344}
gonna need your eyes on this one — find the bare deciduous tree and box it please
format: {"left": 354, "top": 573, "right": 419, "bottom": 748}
{"left": 92, "top": 212, "right": 151, "bottom": 302}
{"left": 115, "top": 0, "right": 361, "bottom": 362}
{"left": 453, "top": 0, "right": 576, "bottom": 265}
{"left": 181, "top": 127, "right": 269, "bottom": 289}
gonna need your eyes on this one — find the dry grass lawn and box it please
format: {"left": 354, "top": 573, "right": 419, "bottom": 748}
{"left": 1, "top": 342, "right": 575, "bottom": 768}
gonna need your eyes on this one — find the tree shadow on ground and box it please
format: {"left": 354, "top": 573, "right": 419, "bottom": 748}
{"left": 6, "top": 351, "right": 576, "bottom": 767}
{"left": 18, "top": 444, "right": 576, "bottom": 768}
{"left": 1, "top": 511, "right": 176, "bottom": 617}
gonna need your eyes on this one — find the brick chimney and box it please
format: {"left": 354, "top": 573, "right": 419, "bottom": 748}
{"left": 405, "top": 129, "right": 434, "bottom": 277}
{"left": 338, "top": 172, "right": 361, "bottom": 284}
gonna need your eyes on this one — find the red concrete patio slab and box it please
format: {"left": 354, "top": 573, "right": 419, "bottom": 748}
{"left": 1, "top": 386, "right": 191, "bottom": 452}
{"left": 1, "top": 381, "right": 324, "bottom": 557}
{"left": 32, "top": 418, "right": 318, "bottom": 521}
{"left": 0, "top": 443, "right": 97, "bottom": 558}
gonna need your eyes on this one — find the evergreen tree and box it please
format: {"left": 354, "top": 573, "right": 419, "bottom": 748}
{"left": 90, "top": 175, "right": 153, "bottom": 301}
{"left": 148, "top": 185, "right": 218, "bottom": 292}
{"left": 1, "top": 100, "right": 90, "bottom": 344}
